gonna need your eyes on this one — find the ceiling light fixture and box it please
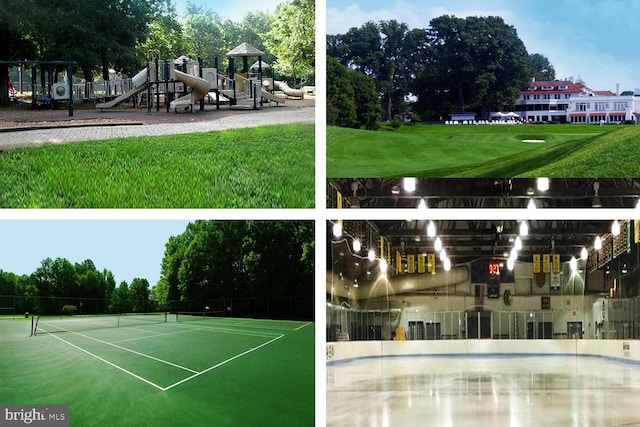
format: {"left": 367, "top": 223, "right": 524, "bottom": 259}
{"left": 612, "top": 220, "right": 620, "bottom": 237}
{"left": 434, "top": 237, "right": 443, "bottom": 252}
{"left": 353, "top": 239, "right": 361, "bottom": 252}
{"left": 569, "top": 256, "right": 577, "bottom": 271}
{"left": 403, "top": 177, "right": 417, "bottom": 192}
{"left": 594, "top": 235, "right": 602, "bottom": 251}
{"left": 537, "top": 177, "right": 550, "bottom": 192}
{"left": 515, "top": 236, "right": 523, "bottom": 251}
{"left": 368, "top": 249, "right": 375, "bottom": 261}
{"left": 581, "top": 247, "right": 588, "bottom": 261}
{"left": 427, "top": 221, "right": 436, "bottom": 238}
{"left": 417, "top": 198, "right": 427, "bottom": 210}
{"left": 519, "top": 221, "right": 529, "bottom": 237}
{"left": 332, "top": 222, "right": 342, "bottom": 238}
{"left": 379, "top": 258, "right": 388, "bottom": 273}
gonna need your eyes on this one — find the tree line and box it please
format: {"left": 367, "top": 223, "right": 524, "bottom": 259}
{"left": 0, "top": 0, "right": 314, "bottom": 98}
{"left": 0, "top": 220, "right": 314, "bottom": 316}
{"left": 327, "top": 16, "right": 556, "bottom": 126}
{"left": 0, "top": 258, "right": 150, "bottom": 315}
{"left": 153, "top": 220, "right": 314, "bottom": 310}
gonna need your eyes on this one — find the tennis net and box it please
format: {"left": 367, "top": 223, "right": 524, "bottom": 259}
{"left": 31, "top": 312, "right": 167, "bottom": 336}
{"left": 175, "top": 310, "right": 226, "bottom": 322}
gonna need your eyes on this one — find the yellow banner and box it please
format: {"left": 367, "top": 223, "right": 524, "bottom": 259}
{"left": 427, "top": 253, "right": 435, "bottom": 273}
{"left": 407, "top": 254, "right": 415, "bottom": 273}
{"left": 337, "top": 191, "right": 342, "bottom": 209}
{"left": 533, "top": 254, "right": 541, "bottom": 273}
{"left": 417, "top": 254, "right": 426, "bottom": 273}
{"left": 635, "top": 220, "right": 640, "bottom": 244}
{"left": 395, "top": 250, "right": 402, "bottom": 274}
{"left": 543, "top": 254, "right": 551, "bottom": 273}
{"left": 552, "top": 254, "right": 561, "bottom": 273}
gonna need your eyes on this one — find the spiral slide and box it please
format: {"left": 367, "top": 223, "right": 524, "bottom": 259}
{"left": 169, "top": 69, "right": 210, "bottom": 112}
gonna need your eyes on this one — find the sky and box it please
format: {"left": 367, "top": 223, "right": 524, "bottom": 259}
{"left": 326, "top": 0, "right": 640, "bottom": 93}
{"left": 0, "top": 220, "right": 192, "bottom": 287}
{"left": 173, "top": 0, "right": 285, "bottom": 22}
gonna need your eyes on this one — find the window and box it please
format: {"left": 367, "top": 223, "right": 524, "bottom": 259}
{"left": 614, "top": 102, "right": 628, "bottom": 111}
{"left": 558, "top": 85, "right": 568, "bottom": 90}
{"left": 528, "top": 86, "right": 537, "bottom": 91}
{"left": 565, "top": 94, "right": 571, "bottom": 99}
{"left": 577, "top": 102, "right": 589, "bottom": 112}
{"left": 595, "top": 102, "right": 608, "bottom": 111}
{"left": 534, "top": 94, "right": 540, "bottom": 100}
{"left": 541, "top": 85, "right": 553, "bottom": 90}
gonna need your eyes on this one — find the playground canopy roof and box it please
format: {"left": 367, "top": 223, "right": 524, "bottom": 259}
{"left": 250, "top": 60, "right": 271, "bottom": 70}
{"left": 226, "top": 43, "right": 264, "bottom": 58}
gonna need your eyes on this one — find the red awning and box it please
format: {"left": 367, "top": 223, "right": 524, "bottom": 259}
{"left": 589, "top": 112, "right": 606, "bottom": 116}
{"left": 569, "top": 113, "right": 587, "bottom": 117}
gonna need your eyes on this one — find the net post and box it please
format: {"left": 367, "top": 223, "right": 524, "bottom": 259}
{"left": 29, "top": 315, "right": 34, "bottom": 337}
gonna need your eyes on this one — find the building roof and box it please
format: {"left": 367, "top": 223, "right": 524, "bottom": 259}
{"left": 594, "top": 91, "right": 616, "bottom": 96}
{"left": 521, "top": 80, "right": 585, "bottom": 95}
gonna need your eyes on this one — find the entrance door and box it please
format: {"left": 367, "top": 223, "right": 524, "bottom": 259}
{"left": 408, "top": 321, "right": 425, "bottom": 340}
{"left": 425, "top": 322, "right": 441, "bottom": 340}
{"left": 567, "top": 321, "right": 583, "bottom": 339}
{"left": 467, "top": 312, "right": 491, "bottom": 338}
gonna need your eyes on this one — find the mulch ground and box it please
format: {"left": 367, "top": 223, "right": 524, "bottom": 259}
{"left": 0, "top": 96, "right": 315, "bottom": 130}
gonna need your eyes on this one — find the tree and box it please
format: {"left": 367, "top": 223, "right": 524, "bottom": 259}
{"left": 528, "top": 53, "right": 556, "bottom": 82}
{"left": 136, "top": 12, "right": 191, "bottom": 63}
{"left": 327, "top": 56, "right": 357, "bottom": 127}
{"left": 129, "top": 278, "right": 152, "bottom": 312}
{"left": 415, "top": 15, "right": 531, "bottom": 119}
{"left": 349, "top": 70, "right": 382, "bottom": 130}
{"left": 264, "top": 0, "right": 315, "bottom": 85}
{"left": 109, "top": 281, "right": 132, "bottom": 314}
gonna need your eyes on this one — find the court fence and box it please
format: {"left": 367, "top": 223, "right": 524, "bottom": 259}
{"left": 0, "top": 294, "right": 313, "bottom": 321}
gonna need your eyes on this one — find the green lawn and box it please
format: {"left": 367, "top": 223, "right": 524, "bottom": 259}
{"left": 326, "top": 123, "right": 640, "bottom": 177}
{"left": 0, "top": 315, "right": 314, "bottom": 426}
{"left": 0, "top": 123, "right": 314, "bottom": 208}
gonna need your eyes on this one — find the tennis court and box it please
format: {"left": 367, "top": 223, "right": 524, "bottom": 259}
{"left": 0, "top": 313, "right": 314, "bottom": 426}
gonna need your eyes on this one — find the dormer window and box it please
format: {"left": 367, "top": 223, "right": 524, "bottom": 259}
{"left": 528, "top": 86, "right": 537, "bottom": 91}
{"left": 558, "top": 84, "right": 568, "bottom": 90}
{"left": 541, "top": 85, "right": 554, "bottom": 90}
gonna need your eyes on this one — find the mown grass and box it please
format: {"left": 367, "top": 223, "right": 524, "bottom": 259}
{"left": 0, "top": 123, "right": 314, "bottom": 208}
{"left": 326, "top": 123, "right": 627, "bottom": 177}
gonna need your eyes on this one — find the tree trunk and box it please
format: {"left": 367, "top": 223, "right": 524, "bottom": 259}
{"left": 386, "top": 91, "right": 392, "bottom": 121}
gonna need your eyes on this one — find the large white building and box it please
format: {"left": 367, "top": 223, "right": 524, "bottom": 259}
{"left": 512, "top": 79, "right": 640, "bottom": 124}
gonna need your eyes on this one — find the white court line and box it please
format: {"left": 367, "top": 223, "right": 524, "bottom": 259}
{"left": 166, "top": 322, "right": 280, "bottom": 338}
{"left": 295, "top": 322, "right": 312, "bottom": 331}
{"left": 39, "top": 321, "right": 198, "bottom": 374}
{"left": 162, "top": 334, "right": 284, "bottom": 392}
{"left": 43, "top": 331, "right": 165, "bottom": 391}
{"left": 110, "top": 328, "right": 198, "bottom": 344}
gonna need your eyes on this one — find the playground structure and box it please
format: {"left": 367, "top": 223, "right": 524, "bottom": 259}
{"left": 1, "top": 43, "right": 311, "bottom": 116}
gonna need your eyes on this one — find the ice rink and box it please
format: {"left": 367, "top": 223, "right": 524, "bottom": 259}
{"left": 327, "top": 355, "right": 640, "bottom": 426}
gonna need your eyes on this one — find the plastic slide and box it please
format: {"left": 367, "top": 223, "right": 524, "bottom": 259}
{"left": 261, "top": 90, "right": 285, "bottom": 104}
{"left": 169, "top": 69, "right": 210, "bottom": 112}
{"left": 274, "top": 81, "right": 304, "bottom": 98}
{"left": 96, "top": 67, "right": 149, "bottom": 109}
